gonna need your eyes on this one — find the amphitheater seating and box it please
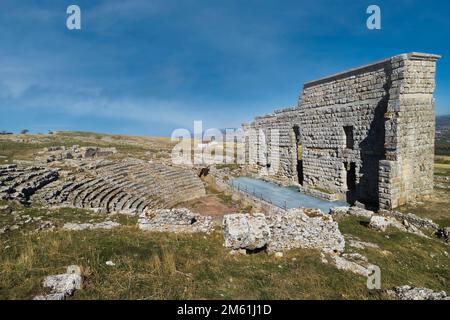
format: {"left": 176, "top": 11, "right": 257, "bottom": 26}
{"left": 0, "top": 158, "right": 205, "bottom": 214}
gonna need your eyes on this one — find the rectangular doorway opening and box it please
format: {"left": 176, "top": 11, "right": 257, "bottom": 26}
{"left": 293, "top": 125, "right": 303, "bottom": 184}
{"left": 345, "top": 162, "right": 356, "bottom": 191}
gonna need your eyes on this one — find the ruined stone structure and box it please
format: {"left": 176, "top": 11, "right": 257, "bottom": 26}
{"left": 244, "top": 53, "right": 440, "bottom": 209}
{"left": 0, "top": 159, "right": 206, "bottom": 214}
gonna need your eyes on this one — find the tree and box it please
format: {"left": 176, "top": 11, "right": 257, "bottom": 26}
{"left": 20, "top": 129, "right": 29, "bottom": 135}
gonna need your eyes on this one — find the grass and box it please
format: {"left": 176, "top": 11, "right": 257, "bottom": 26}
{"left": 1, "top": 131, "right": 449, "bottom": 299}
{"left": 397, "top": 189, "right": 450, "bottom": 227}
{"left": 337, "top": 216, "right": 450, "bottom": 293}
{"left": 0, "top": 132, "right": 176, "bottom": 165}
{"left": 435, "top": 155, "right": 450, "bottom": 165}
{"left": 434, "top": 163, "right": 450, "bottom": 176}
{"left": 436, "top": 138, "right": 450, "bottom": 156}
{"left": 2, "top": 216, "right": 448, "bottom": 300}
{"left": 0, "top": 226, "right": 376, "bottom": 300}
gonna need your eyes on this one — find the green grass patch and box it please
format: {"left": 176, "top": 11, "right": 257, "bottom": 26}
{"left": 0, "top": 228, "right": 374, "bottom": 300}
{"left": 338, "top": 216, "right": 450, "bottom": 292}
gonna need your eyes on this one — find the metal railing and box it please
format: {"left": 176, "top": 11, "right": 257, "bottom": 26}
{"left": 228, "top": 180, "right": 287, "bottom": 210}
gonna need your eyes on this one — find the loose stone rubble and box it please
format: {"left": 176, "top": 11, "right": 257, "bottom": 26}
{"left": 63, "top": 220, "right": 120, "bottom": 231}
{"left": 138, "top": 208, "right": 214, "bottom": 234}
{"left": 267, "top": 209, "right": 345, "bottom": 253}
{"left": 368, "top": 215, "right": 426, "bottom": 237}
{"left": 34, "top": 265, "right": 83, "bottom": 300}
{"left": 36, "top": 145, "right": 117, "bottom": 163}
{"left": 223, "top": 209, "right": 345, "bottom": 253}
{"left": 329, "top": 206, "right": 374, "bottom": 219}
{"left": 378, "top": 209, "right": 439, "bottom": 230}
{"left": 387, "top": 285, "right": 449, "bottom": 300}
{"left": 331, "top": 206, "right": 435, "bottom": 238}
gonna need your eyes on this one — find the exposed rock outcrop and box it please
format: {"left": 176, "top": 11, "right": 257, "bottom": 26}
{"left": 138, "top": 208, "right": 213, "bottom": 234}
{"left": 388, "top": 285, "right": 449, "bottom": 300}
{"left": 63, "top": 220, "right": 120, "bottom": 231}
{"left": 34, "top": 265, "right": 82, "bottom": 300}
{"left": 369, "top": 215, "right": 426, "bottom": 237}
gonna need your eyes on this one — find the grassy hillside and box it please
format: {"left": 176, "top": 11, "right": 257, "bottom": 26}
{"left": 0, "top": 131, "right": 449, "bottom": 300}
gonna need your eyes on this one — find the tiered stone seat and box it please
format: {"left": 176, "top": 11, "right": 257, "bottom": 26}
{"left": 0, "top": 165, "right": 59, "bottom": 204}
{"left": 14, "top": 159, "right": 205, "bottom": 214}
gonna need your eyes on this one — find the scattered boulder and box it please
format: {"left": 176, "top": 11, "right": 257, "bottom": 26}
{"left": 369, "top": 215, "right": 398, "bottom": 232}
{"left": 34, "top": 265, "right": 82, "bottom": 300}
{"left": 138, "top": 208, "right": 213, "bottom": 234}
{"left": 267, "top": 209, "right": 345, "bottom": 253}
{"left": 223, "top": 213, "right": 270, "bottom": 251}
{"left": 388, "top": 285, "right": 449, "bottom": 300}
{"left": 378, "top": 209, "right": 439, "bottom": 231}
{"left": 329, "top": 207, "right": 349, "bottom": 217}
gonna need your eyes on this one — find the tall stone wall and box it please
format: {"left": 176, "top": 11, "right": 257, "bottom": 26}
{"left": 379, "top": 53, "right": 439, "bottom": 208}
{"left": 243, "top": 107, "right": 303, "bottom": 184}
{"left": 243, "top": 52, "right": 440, "bottom": 209}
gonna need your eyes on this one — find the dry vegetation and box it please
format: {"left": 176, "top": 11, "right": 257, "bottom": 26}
{"left": 0, "top": 131, "right": 449, "bottom": 299}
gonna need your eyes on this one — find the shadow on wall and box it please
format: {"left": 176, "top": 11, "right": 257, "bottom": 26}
{"left": 349, "top": 65, "right": 391, "bottom": 208}
{"left": 293, "top": 125, "right": 304, "bottom": 185}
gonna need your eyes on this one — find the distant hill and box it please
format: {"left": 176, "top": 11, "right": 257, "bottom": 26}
{"left": 436, "top": 115, "right": 450, "bottom": 155}
{"left": 437, "top": 115, "right": 450, "bottom": 139}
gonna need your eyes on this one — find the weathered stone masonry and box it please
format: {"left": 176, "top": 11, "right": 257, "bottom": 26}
{"left": 244, "top": 53, "right": 440, "bottom": 209}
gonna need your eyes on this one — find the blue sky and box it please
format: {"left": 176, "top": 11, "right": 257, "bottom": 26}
{"left": 0, "top": 0, "right": 449, "bottom": 136}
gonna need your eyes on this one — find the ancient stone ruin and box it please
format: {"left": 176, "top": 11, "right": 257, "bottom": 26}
{"left": 0, "top": 157, "right": 206, "bottom": 214}
{"left": 243, "top": 52, "right": 440, "bottom": 209}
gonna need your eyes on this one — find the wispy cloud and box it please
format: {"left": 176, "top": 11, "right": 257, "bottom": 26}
{"left": 0, "top": 0, "right": 449, "bottom": 135}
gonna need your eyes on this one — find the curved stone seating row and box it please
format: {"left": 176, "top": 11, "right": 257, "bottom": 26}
{"left": 0, "top": 165, "right": 59, "bottom": 204}
{"left": 37, "top": 158, "right": 206, "bottom": 214}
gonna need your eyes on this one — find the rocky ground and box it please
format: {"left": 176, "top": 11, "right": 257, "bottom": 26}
{"left": 0, "top": 132, "right": 449, "bottom": 300}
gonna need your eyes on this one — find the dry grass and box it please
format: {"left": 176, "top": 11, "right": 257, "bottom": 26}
{"left": 397, "top": 188, "right": 450, "bottom": 227}
{"left": 0, "top": 227, "right": 376, "bottom": 300}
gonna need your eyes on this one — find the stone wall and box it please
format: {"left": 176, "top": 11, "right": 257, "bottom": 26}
{"left": 243, "top": 52, "right": 440, "bottom": 209}
{"left": 243, "top": 107, "right": 303, "bottom": 184}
